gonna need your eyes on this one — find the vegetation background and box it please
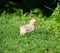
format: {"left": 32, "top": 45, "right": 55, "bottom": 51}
{"left": 0, "top": 0, "right": 60, "bottom": 53}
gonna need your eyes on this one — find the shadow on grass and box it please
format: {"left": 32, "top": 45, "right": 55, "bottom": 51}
{"left": 0, "top": 0, "right": 57, "bottom": 17}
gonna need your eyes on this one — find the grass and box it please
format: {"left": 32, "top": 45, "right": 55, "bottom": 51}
{"left": 0, "top": 6, "right": 60, "bottom": 53}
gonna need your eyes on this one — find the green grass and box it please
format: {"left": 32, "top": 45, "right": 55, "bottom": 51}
{"left": 0, "top": 6, "right": 60, "bottom": 53}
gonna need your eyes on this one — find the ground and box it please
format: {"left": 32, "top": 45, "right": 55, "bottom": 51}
{"left": 0, "top": 6, "right": 60, "bottom": 53}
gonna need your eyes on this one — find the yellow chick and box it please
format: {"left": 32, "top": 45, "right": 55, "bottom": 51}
{"left": 20, "top": 18, "right": 36, "bottom": 35}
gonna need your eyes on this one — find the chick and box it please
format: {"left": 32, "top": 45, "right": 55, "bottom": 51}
{"left": 20, "top": 18, "right": 36, "bottom": 35}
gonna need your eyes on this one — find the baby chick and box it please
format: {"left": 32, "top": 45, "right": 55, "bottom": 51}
{"left": 20, "top": 18, "right": 36, "bottom": 35}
